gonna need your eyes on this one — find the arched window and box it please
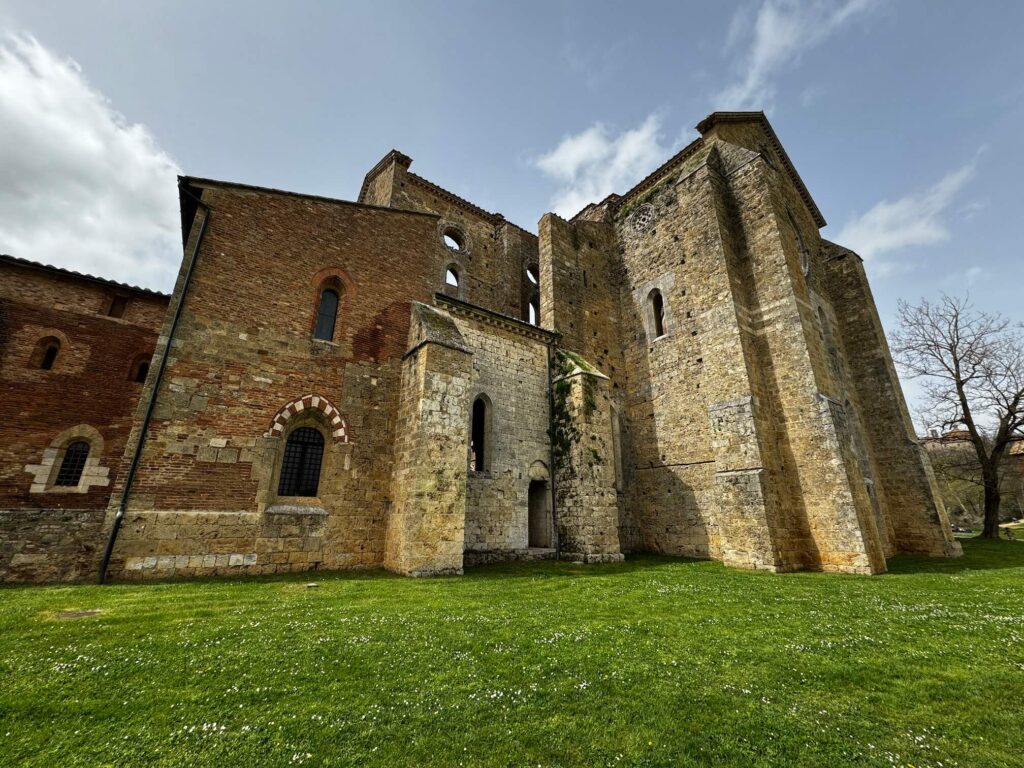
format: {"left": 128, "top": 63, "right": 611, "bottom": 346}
{"left": 649, "top": 289, "right": 666, "bottom": 338}
{"left": 31, "top": 337, "right": 61, "bottom": 370}
{"left": 278, "top": 427, "right": 325, "bottom": 497}
{"left": 445, "top": 266, "right": 459, "bottom": 288}
{"left": 129, "top": 355, "right": 151, "bottom": 383}
{"left": 528, "top": 296, "right": 539, "bottom": 326}
{"left": 314, "top": 288, "right": 339, "bottom": 341}
{"left": 470, "top": 396, "right": 491, "bottom": 472}
{"left": 55, "top": 441, "right": 90, "bottom": 487}
{"left": 526, "top": 264, "right": 539, "bottom": 286}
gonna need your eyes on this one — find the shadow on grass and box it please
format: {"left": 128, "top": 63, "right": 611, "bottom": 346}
{"left": 886, "top": 537, "right": 1024, "bottom": 575}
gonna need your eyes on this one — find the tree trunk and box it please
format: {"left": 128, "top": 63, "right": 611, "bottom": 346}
{"left": 981, "top": 468, "right": 1002, "bottom": 539}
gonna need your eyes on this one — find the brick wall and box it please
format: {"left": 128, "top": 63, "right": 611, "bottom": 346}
{"left": 0, "top": 258, "right": 167, "bottom": 581}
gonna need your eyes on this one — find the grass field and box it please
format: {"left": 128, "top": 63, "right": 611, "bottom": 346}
{"left": 2, "top": 539, "right": 1023, "bottom": 767}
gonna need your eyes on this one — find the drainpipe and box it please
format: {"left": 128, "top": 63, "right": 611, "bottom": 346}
{"left": 98, "top": 184, "right": 210, "bottom": 584}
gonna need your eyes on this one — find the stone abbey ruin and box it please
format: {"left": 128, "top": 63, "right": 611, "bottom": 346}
{"left": 0, "top": 111, "right": 961, "bottom": 583}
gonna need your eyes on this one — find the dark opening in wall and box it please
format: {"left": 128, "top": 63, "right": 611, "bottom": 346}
{"left": 649, "top": 289, "right": 666, "bottom": 338}
{"left": 55, "top": 441, "right": 90, "bottom": 486}
{"left": 470, "top": 396, "right": 490, "bottom": 472}
{"left": 108, "top": 296, "right": 128, "bottom": 318}
{"left": 31, "top": 337, "right": 61, "bottom": 370}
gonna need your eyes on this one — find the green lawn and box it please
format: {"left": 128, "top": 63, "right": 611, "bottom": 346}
{"left": 2, "top": 540, "right": 1023, "bottom": 768}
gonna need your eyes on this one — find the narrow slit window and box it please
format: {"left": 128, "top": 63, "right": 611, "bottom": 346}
{"left": 471, "top": 397, "right": 488, "bottom": 472}
{"left": 277, "top": 427, "right": 325, "bottom": 497}
{"left": 55, "top": 441, "right": 90, "bottom": 487}
{"left": 314, "top": 288, "right": 339, "bottom": 341}
{"left": 40, "top": 343, "right": 59, "bottom": 370}
{"left": 134, "top": 360, "right": 150, "bottom": 383}
{"left": 649, "top": 289, "right": 666, "bottom": 338}
{"left": 528, "top": 297, "right": 539, "bottom": 326}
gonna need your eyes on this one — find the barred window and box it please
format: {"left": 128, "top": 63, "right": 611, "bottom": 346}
{"left": 278, "top": 427, "right": 325, "bottom": 497}
{"left": 55, "top": 441, "right": 90, "bottom": 486}
{"left": 314, "top": 288, "right": 339, "bottom": 341}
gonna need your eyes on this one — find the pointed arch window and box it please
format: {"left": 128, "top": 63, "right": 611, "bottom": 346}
{"left": 55, "top": 441, "right": 90, "bottom": 487}
{"left": 278, "top": 427, "right": 325, "bottom": 497}
{"left": 528, "top": 296, "right": 539, "bottom": 326}
{"left": 446, "top": 266, "right": 460, "bottom": 288}
{"left": 649, "top": 289, "right": 666, "bottom": 338}
{"left": 314, "top": 288, "right": 339, "bottom": 341}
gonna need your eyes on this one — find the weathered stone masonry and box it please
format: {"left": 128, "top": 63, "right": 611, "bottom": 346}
{"left": 0, "top": 111, "right": 959, "bottom": 582}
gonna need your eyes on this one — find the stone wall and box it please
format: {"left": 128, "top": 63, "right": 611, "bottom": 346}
{"left": 441, "top": 297, "right": 554, "bottom": 558}
{"left": 0, "top": 257, "right": 167, "bottom": 581}
{"left": 2, "top": 110, "right": 960, "bottom": 584}
{"left": 102, "top": 181, "right": 447, "bottom": 580}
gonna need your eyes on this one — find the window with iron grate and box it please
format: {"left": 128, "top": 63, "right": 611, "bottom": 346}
{"left": 55, "top": 441, "right": 90, "bottom": 486}
{"left": 278, "top": 427, "right": 325, "bottom": 497}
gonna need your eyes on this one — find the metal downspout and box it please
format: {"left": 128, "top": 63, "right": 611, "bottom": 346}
{"left": 97, "top": 187, "right": 210, "bottom": 584}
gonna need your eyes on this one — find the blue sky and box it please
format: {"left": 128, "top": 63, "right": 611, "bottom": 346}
{"left": 1, "top": 1, "right": 1022, "bottom": 413}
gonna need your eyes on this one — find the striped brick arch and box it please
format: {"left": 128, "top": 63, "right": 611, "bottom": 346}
{"left": 265, "top": 394, "right": 349, "bottom": 443}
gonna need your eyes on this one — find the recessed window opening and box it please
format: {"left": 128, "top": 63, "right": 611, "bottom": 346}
{"left": 527, "top": 265, "right": 539, "bottom": 285}
{"left": 278, "top": 426, "right": 325, "bottom": 497}
{"left": 471, "top": 396, "right": 488, "bottom": 472}
{"left": 446, "top": 267, "right": 460, "bottom": 287}
{"left": 55, "top": 441, "right": 90, "bottom": 487}
{"left": 41, "top": 344, "right": 59, "bottom": 370}
{"left": 314, "top": 288, "right": 339, "bottom": 341}
{"left": 528, "top": 297, "right": 539, "bottom": 326}
{"left": 649, "top": 289, "right": 666, "bottom": 338}
{"left": 133, "top": 360, "right": 150, "bottom": 383}
{"left": 108, "top": 296, "right": 128, "bottom": 318}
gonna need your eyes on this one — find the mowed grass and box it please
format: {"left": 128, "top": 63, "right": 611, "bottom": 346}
{"left": 2, "top": 540, "right": 1023, "bottom": 768}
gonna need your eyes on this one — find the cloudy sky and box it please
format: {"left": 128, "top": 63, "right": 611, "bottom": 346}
{"left": 0, "top": 2, "right": 1021, "bottom": 354}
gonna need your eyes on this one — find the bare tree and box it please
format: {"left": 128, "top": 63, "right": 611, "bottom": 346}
{"left": 892, "top": 295, "right": 1024, "bottom": 539}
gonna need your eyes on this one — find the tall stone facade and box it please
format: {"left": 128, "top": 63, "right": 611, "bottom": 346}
{"left": 0, "top": 111, "right": 960, "bottom": 583}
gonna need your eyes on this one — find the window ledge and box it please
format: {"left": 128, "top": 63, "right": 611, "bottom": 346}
{"left": 311, "top": 338, "right": 340, "bottom": 348}
{"left": 265, "top": 502, "right": 327, "bottom": 516}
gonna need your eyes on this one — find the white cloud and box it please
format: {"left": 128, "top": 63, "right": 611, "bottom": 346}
{"left": 715, "top": 0, "right": 879, "bottom": 110}
{"left": 535, "top": 114, "right": 671, "bottom": 218}
{"left": 0, "top": 34, "right": 180, "bottom": 291}
{"left": 834, "top": 157, "right": 979, "bottom": 272}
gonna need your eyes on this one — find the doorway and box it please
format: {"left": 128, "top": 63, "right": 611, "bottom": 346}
{"left": 528, "top": 479, "right": 552, "bottom": 548}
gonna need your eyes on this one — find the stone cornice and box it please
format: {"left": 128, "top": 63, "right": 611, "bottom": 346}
{"left": 435, "top": 294, "right": 556, "bottom": 344}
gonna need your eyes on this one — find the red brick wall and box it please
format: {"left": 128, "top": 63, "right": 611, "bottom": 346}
{"left": 116, "top": 183, "right": 445, "bottom": 515}
{"left": 0, "top": 263, "right": 167, "bottom": 510}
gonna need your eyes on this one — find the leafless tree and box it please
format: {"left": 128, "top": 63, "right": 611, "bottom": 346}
{"left": 892, "top": 295, "right": 1024, "bottom": 539}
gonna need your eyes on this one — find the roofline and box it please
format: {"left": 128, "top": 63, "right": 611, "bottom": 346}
{"left": 567, "top": 111, "right": 827, "bottom": 228}
{"left": 0, "top": 253, "right": 170, "bottom": 299}
{"left": 179, "top": 175, "right": 441, "bottom": 221}
{"left": 356, "top": 149, "right": 538, "bottom": 238}
{"left": 696, "top": 111, "right": 826, "bottom": 227}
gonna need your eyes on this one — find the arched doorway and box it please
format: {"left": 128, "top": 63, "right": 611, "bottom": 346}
{"left": 528, "top": 479, "right": 552, "bottom": 548}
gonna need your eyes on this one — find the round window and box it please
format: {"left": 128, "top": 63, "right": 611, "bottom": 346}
{"left": 442, "top": 228, "right": 463, "bottom": 251}
{"left": 628, "top": 204, "right": 656, "bottom": 234}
